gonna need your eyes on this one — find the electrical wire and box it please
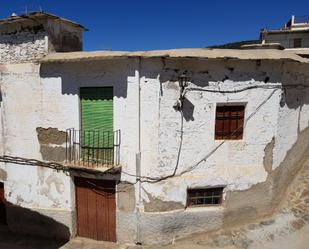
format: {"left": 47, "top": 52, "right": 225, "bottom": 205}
{"left": 184, "top": 84, "right": 281, "bottom": 94}
{"left": 0, "top": 87, "right": 281, "bottom": 184}
{"left": 121, "top": 88, "right": 280, "bottom": 183}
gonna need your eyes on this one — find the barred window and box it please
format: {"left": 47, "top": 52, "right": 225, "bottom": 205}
{"left": 215, "top": 105, "right": 245, "bottom": 140}
{"left": 187, "top": 187, "right": 224, "bottom": 207}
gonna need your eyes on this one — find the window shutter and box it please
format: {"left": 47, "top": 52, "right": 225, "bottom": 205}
{"left": 215, "top": 105, "right": 244, "bottom": 140}
{"left": 80, "top": 87, "right": 113, "bottom": 132}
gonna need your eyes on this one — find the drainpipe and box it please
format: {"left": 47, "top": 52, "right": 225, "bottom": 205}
{"left": 135, "top": 57, "right": 142, "bottom": 245}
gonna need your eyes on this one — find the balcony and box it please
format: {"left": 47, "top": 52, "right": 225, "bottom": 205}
{"left": 65, "top": 128, "right": 121, "bottom": 169}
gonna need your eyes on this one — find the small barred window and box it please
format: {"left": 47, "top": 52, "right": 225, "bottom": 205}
{"left": 187, "top": 187, "right": 224, "bottom": 207}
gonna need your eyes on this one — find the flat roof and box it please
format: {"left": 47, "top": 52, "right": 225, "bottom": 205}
{"left": 41, "top": 48, "right": 309, "bottom": 63}
{"left": 0, "top": 12, "right": 87, "bottom": 31}
{"left": 286, "top": 48, "right": 309, "bottom": 55}
{"left": 261, "top": 29, "right": 309, "bottom": 35}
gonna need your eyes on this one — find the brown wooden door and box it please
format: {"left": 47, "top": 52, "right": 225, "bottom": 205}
{"left": 75, "top": 177, "right": 116, "bottom": 242}
{"left": 0, "top": 182, "right": 6, "bottom": 224}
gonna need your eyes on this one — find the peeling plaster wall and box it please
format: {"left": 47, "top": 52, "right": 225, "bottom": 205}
{"left": 36, "top": 127, "right": 67, "bottom": 162}
{"left": 0, "top": 63, "right": 75, "bottom": 238}
{"left": 39, "top": 59, "right": 140, "bottom": 181}
{"left": 140, "top": 59, "right": 282, "bottom": 204}
{"left": 134, "top": 58, "right": 309, "bottom": 244}
{"left": 0, "top": 57, "right": 309, "bottom": 244}
{"left": 0, "top": 59, "right": 141, "bottom": 238}
{"left": 272, "top": 62, "right": 309, "bottom": 170}
{"left": 3, "top": 161, "right": 75, "bottom": 238}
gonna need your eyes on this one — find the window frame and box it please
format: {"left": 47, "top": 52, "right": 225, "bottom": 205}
{"left": 186, "top": 187, "right": 224, "bottom": 208}
{"left": 214, "top": 103, "right": 246, "bottom": 140}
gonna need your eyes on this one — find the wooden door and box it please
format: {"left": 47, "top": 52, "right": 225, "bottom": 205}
{"left": 0, "top": 182, "right": 6, "bottom": 224}
{"left": 75, "top": 177, "right": 116, "bottom": 242}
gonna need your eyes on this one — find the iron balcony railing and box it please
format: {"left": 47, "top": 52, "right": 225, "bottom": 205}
{"left": 65, "top": 128, "right": 121, "bottom": 168}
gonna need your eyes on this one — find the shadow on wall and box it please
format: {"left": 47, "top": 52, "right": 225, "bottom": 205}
{"left": 182, "top": 97, "right": 195, "bottom": 122}
{"left": 0, "top": 26, "right": 46, "bottom": 44}
{"left": 222, "top": 125, "right": 309, "bottom": 229}
{"left": 143, "top": 58, "right": 309, "bottom": 112}
{"left": 140, "top": 57, "right": 309, "bottom": 229}
{"left": 40, "top": 60, "right": 134, "bottom": 98}
{"left": 2, "top": 202, "right": 70, "bottom": 248}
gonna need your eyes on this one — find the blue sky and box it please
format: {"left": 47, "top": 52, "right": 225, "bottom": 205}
{"left": 1, "top": 0, "right": 309, "bottom": 51}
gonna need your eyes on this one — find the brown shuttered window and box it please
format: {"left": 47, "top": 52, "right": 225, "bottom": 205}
{"left": 215, "top": 105, "right": 245, "bottom": 140}
{"left": 187, "top": 187, "right": 224, "bottom": 207}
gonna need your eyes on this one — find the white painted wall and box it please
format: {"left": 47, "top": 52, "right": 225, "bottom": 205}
{"left": 40, "top": 59, "right": 140, "bottom": 181}
{"left": 0, "top": 62, "right": 75, "bottom": 236}
{"left": 3, "top": 57, "right": 307, "bottom": 212}
{"left": 0, "top": 59, "right": 140, "bottom": 213}
{"left": 137, "top": 59, "right": 282, "bottom": 206}
{"left": 1, "top": 57, "right": 309, "bottom": 243}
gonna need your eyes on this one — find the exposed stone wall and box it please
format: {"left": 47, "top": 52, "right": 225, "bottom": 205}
{"left": 36, "top": 127, "right": 66, "bottom": 162}
{"left": 0, "top": 17, "right": 83, "bottom": 64}
{"left": 0, "top": 31, "right": 47, "bottom": 64}
{"left": 39, "top": 59, "right": 140, "bottom": 181}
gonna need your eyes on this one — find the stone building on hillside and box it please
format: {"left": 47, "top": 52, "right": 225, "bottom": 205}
{"left": 0, "top": 12, "right": 85, "bottom": 63}
{"left": 0, "top": 12, "right": 309, "bottom": 245}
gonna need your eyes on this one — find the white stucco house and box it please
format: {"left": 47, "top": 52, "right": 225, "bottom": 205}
{"left": 260, "top": 15, "right": 309, "bottom": 56}
{"left": 0, "top": 12, "right": 309, "bottom": 245}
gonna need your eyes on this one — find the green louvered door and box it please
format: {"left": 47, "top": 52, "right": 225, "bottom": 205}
{"left": 80, "top": 87, "right": 114, "bottom": 165}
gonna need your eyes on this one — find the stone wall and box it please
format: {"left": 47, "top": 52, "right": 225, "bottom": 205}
{"left": 0, "top": 17, "right": 83, "bottom": 64}
{"left": 0, "top": 31, "right": 47, "bottom": 64}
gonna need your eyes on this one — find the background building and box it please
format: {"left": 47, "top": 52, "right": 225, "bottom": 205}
{"left": 260, "top": 15, "right": 309, "bottom": 49}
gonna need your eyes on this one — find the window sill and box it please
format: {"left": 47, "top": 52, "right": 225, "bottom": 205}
{"left": 185, "top": 205, "right": 224, "bottom": 212}
{"left": 214, "top": 139, "right": 245, "bottom": 143}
